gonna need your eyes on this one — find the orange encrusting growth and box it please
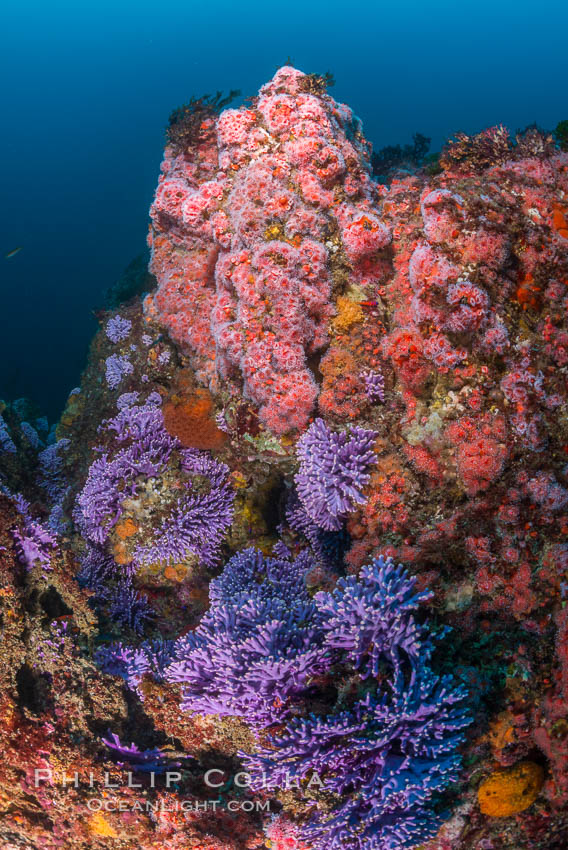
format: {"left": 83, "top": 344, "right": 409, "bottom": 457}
{"left": 163, "top": 388, "right": 227, "bottom": 450}
{"left": 552, "top": 203, "right": 568, "bottom": 239}
{"left": 477, "top": 761, "right": 544, "bottom": 816}
{"left": 516, "top": 271, "right": 542, "bottom": 311}
{"left": 87, "top": 813, "right": 118, "bottom": 837}
{"left": 114, "top": 517, "right": 138, "bottom": 540}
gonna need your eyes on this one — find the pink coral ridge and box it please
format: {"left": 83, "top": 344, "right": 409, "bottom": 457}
{"left": 145, "top": 66, "right": 390, "bottom": 433}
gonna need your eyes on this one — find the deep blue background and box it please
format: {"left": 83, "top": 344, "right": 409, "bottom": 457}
{"left": 1, "top": 0, "right": 566, "bottom": 420}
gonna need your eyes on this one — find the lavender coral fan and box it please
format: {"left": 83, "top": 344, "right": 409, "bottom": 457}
{"left": 241, "top": 555, "right": 470, "bottom": 850}
{"left": 96, "top": 638, "right": 175, "bottom": 696}
{"left": 133, "top": 448, "right": 234, "bottom": 568}
{"left": 105, "top": 353, "right": 134, "bottom": 389}
{"left": 165, "top": 547, "right": 327, "bottom": 725}
{"left": 102, "top": 732, "right": 183, "bottom": 773}
{"left": 245, "top": 672, "right": 470, "bottom": 850}
{"left": 362, "top": 369, "right": 385, "bottom": 403}
{"left": 295, "top": 418, "right": 377, "bottom": 530}
{"left": 11, "top": 494, "right": 57, "bottom": 572}
{"left": 316, "top": 556, "right": 435, "bottom": 678}
{"left": 74, "top": 396, "right": 233, "bottom": 569}
{"left": 105, "top": 315, "right": 132, "bottom": 343}
{"left": 0, "top": 414, "right": 17, "bottom": 454}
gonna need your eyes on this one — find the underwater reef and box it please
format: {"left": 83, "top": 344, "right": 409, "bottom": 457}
{"left": 1, "top": 65, "right": 568, "bottom": 849}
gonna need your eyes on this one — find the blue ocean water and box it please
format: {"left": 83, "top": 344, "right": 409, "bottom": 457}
{"left": 1, "top": 0, "right": 566, "bottom": 420}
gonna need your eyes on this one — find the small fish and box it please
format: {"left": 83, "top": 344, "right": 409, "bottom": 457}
{"left": 5, "top": 246, "right": 22, "bottom": 259}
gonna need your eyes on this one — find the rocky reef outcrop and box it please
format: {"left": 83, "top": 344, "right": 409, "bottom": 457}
{"left": 1, "top": 66, "right": 568, "bottom": 850}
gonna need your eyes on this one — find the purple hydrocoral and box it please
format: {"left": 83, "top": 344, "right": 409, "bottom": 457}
{"left": 0, "top": 414, "right": 17, "bottom": 453}
{"left": 285, "top": 494, "right": 350, "bottom": 569}
{"left": 165, "top": 547, "right": 328, "bottom": 725}
{"left": 20, "top": 421, "right": 41, "bottom": 449}
{"left": 78, "top": 545, "right": 151, "bottom": 634}
{"left": 95, "top": 638, "right": 175, "bottom": 696}
{"left": 160, "top": 547, "right": 469, "bottom": 848}
{"left": 362, "top": 369, "right": 385, "bottom": 403}
{"left": 11, "top": 495, "right": 57, "bottom": 572}
{"left": 77, "top": 544, "right": 131, "bottom": 597}
{"left": 316, "top": 556, "right": 435, "bottom": 678}
{"left": 105, "top": 315, "right": 132, "bottom": 343}
{"left": 38, "top": 439, "right": 70, "bottom": 494}
{"left": 102, "top": 732, "right": 184, "bottom": 773}
{"left": 286, "top": 499, "right": 324, "bottom": 555}
{"left": 117, "top": 391, "right": 140, "bottom": 409}
{"left": 239, "top": 555, "right": 471, "bottom": 850}
{"left": 133, "top": 448, "right": 234, "bottom": 568}
{"left": 74, "top": 397, "right": 176, "bottom": 545}
{"left": 105, "top": 353, "right": 134, "bottom": 389}
{"left": 100, "top": 545, "right": 471, "bottom": 848}
{"left": 244, "top": 672, "right": 470, "bottom": 850}
{"left": 295, "top": 418, "right": 377, "bottom": 531}
{"left": 74, "top": 396, "right": 233, "bottom": 569}
{"left": 107, "top": 581, "right": 153, "bottom": 634}
{"left": 38, "top": 438, "right": 71, "bottom": 533}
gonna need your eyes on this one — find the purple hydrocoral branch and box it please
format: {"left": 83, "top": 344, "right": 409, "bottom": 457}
{"left": 134, "top": 488, "right": 233, "bottom": 568}
{"left": 107, "top": 581, "right": 153, "bottom": 634}
{"left": 105, "top": 354, "right": 134, "bottom": 389}
{"left": 38, "top": 439, "right": 70, "bottom": 499}
{"left": 74, "top": 398, "right": 177, "bottom": 545}
{"left": 74, "top": 398, "right": 233, "bottom": 570}
{"left": 20, "top": 421, "right": 41, "bottom": 449}
{"left": 165, "top": 547, "right": 327, "bottom": 724}
{"left": 101, "top": 732, "right": 184, "bottom": 773}
{"left": 237, "top": 556, "right": 470, "bottom": 850}
{"left": 101, "top": 542, "right": 471, "bottom": 848}
{"left": 244, "top": 672, "right": 470, "bottom": 850}
{"left": 286, "top": 499, "right": 322, "bottom": 553}
{"left": 134, "top": 449, "right": 234, "bottom": 568}
{"left": 77, "top": 545, "right": 121, "bottom": 597}
{"left": 215, "top": 411, "right": 230, "bottom": 434}
{"left": 105, "top": 315, "right": 132, "bottom": 343}
{"left": 96, "top": 639, "right": 176, "bottom": 697}
{"left": 295, "top": 418, "right": 377, "bottom": 531}
{"left": 362, "top": 369, "right": 385, "bottom": 403}
{"left": 38, "top": 438, "right": 71, "bottom": 533}
{"left": 286, "top": 495, "right": 350, "bottom": 569}
{"left": 78, "top": 545, "right": 151, "bottom": 634}
{"left": 316, "top": 556, "right": 435, "bottom": 679}
{"left": 11, "top": 495, "right": 57, "bottom": 572}
{"left": 0, "top": 414, "right": 17, "bottom": 454}
{"left": 117, "top": 391, "right": 140, "bottom": 410}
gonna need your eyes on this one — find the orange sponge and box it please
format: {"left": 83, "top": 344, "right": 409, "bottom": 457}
{"left": 163, "top": 388, "right": 226, "bottom": 450}
{"left": 478, "top": 761, "right": 544, "bottom": 816}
